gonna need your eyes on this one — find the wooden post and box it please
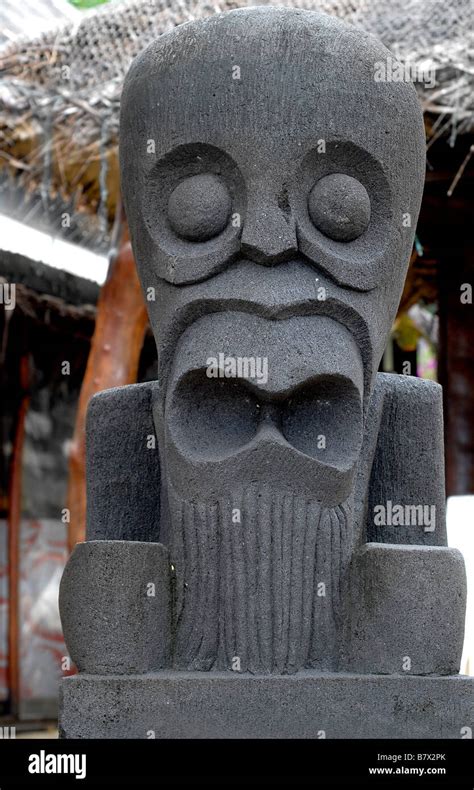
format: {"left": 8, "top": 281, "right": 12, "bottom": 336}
{"left": 438, "top": 227, "right": 474, "bottom": 495}
{"left": 66, "top": 237, "right": 148, "bottom": 551}
{"left": 419, "top": 153, "right": 474, "bottom": 495}
{"left": 7, "top": 354, "right": 30, "bottom": 718}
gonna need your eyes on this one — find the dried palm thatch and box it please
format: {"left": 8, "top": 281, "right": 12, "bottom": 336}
{"left": 0, "top": 0, "right": 472, "bottom": 248}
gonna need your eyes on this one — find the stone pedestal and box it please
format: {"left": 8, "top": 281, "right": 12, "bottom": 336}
{"left": 59, "top": 672, "right": 474, "bottom": 739}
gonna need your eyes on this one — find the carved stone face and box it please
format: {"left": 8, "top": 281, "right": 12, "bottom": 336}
{"left": 120, "top": 7, "right": 425, "bottom": 671}
{"left": 120, "top": 5, "right": 425, "bottom": 507}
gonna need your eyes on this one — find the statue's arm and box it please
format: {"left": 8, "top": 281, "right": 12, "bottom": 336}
{"left": 366, "top": 373, "right": 447, "bottom": 546}
{"left": 60, "top": 382, "right": 170, "bottom": 674}
{"left": 344, "top": 374, "right": 465, "bottom": 674}
{"left": 86, "top": 382, "right": 161, "bottom": 542}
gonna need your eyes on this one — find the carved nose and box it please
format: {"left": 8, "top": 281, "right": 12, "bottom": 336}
{"left": 241, "top": 201, "right": 298, "bottom": 265}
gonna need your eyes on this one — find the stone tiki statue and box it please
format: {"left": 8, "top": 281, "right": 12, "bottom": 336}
{"left": 59, "top": 7, "right": 472, "bottom": 738}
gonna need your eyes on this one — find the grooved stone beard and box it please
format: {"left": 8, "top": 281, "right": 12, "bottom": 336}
{"left": 168, "top": 484, "right": 353, "bottom": 673}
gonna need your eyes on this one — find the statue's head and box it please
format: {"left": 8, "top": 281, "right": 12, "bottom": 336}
{"left": 120, "top": 6, "right": 425, "bottom": 509}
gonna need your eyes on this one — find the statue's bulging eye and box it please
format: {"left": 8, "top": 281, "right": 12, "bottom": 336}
{"left": 308, "top": 174, "right": 370, "bottom": 242}
{"left": 167, "top": 174, "right": 232, "bottom": 242}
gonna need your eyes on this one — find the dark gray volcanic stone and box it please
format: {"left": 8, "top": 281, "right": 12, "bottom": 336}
{"left": 86, "top": 383, "right": 161, "bottom": 542}
{"left": 308, "top": 174, "right": 371, "bottom": 242}
{"left": 59, "top": 541, "right": 171, "bottom": 674}
{"left": 60, "top": 672, "right": 474, "bottom": 739}
{"left": 167, "top": 174, "right": 232, "bottom": 241}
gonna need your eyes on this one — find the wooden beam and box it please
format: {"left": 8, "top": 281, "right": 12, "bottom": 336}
{"left": 0, "top": 278, "right": 96, "bottom": 341}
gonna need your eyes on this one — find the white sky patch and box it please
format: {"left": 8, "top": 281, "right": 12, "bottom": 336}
{"left": 0, "top": 214, "right": 108, "bottom": 285}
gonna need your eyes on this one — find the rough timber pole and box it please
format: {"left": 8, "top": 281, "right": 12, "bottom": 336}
{"left": 66, "top": 233, "right": 148, "bottom": 551}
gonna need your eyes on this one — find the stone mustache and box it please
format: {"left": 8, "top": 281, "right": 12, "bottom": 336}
{"left": 59, "top": 7, "right": 468, "bottom": 737}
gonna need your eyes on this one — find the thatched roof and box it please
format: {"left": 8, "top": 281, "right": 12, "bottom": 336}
{"left": 0, "top": 0, "right": 472, "bottom": 249}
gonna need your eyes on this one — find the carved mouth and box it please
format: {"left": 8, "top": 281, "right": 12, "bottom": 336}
{"left": 161, "top": 311, "right": 364, "bottom": 505}
{"left": 169, "top": 371, "right": 362, "bottom": 469}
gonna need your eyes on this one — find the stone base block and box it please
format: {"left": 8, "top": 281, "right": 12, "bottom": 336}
{"left": 59, "top": 672, "right": 474, "bottom": 739}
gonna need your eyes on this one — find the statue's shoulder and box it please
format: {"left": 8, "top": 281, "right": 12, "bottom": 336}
{"left": 368, "top": 372, "right": 446, "bottom": 545}
{"left": 372, "top": 371, "right": 444, "bottom": 464}
{"left": 374, "top": 370, "right": 442, "bottom": 405}
{"left": 87, "top": 381, "right": 159, "bottom": 425}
